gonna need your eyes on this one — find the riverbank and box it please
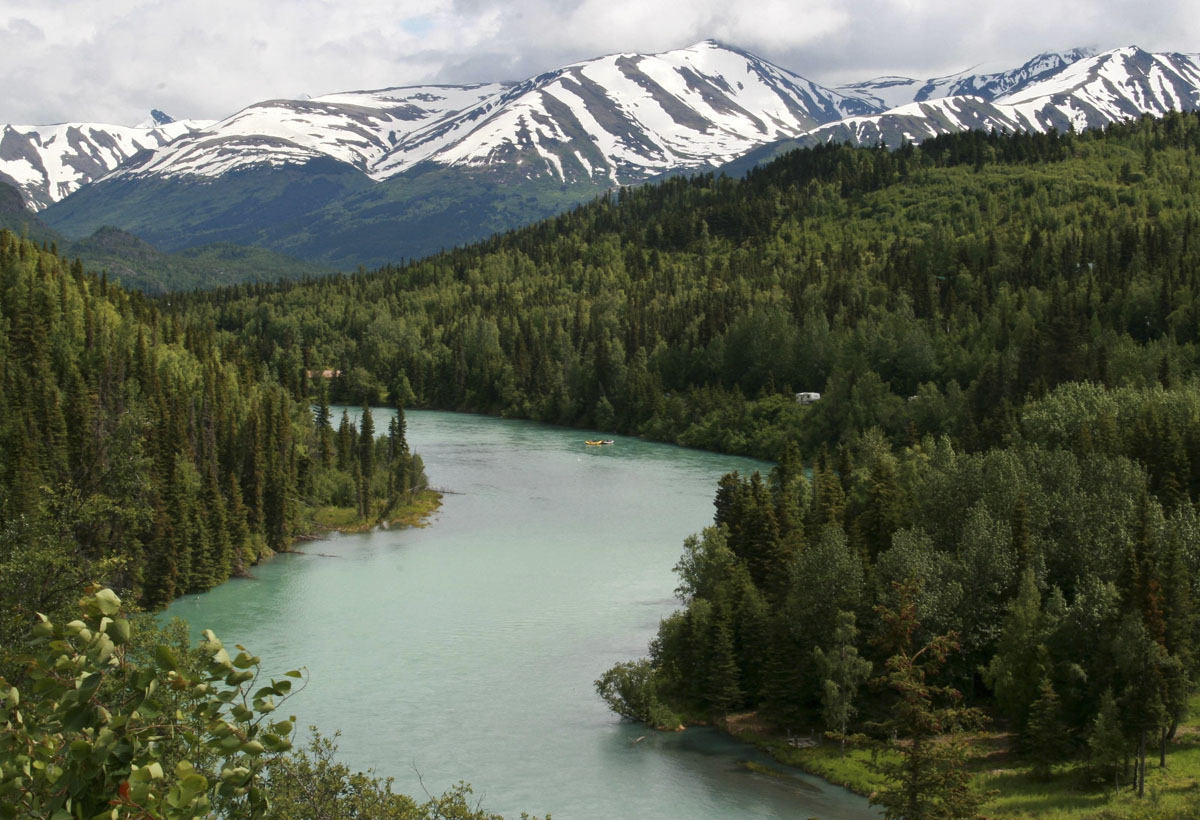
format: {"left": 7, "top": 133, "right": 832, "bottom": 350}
{"left": 723, "top": 695, "right": 1200, "bottom": 820}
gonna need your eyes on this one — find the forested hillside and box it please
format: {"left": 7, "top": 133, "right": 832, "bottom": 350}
{"left": 180, "top": 113, "right": 1200, "bottom": 461}
{"left": 0, "top": 231, "right": 426, "bottom": 647}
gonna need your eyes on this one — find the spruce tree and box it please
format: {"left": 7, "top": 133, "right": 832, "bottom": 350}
{"left": 1088, "top": 688, "right": 1127, "bottom": 790}
{"left": 869, "top": 582, "right": 987, "bottom": 820}
{"left": 1026, "top": 677, "right": 1069, "bottom": 779}
{"left": 985, "top": 567, "right": 1047, "bottom": 737}
{"left": 314, "top": 378, "right": 333, "bottom": 467}
{"left": 704, "top": 609, "right": 743, "bottom": 716}
{"left": 358, "top": 404, "right": 375, "bottom": 479}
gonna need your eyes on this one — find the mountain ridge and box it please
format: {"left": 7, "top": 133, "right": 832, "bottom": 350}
{"left": 15, "top": 40, "right": 1200, "bottom": 272}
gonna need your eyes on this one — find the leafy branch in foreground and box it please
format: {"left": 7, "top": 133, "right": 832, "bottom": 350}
{"left": 0, "top": 588, "right": 546, "bottom": 820}
{"left": 0, "top": 586, "right": 299, "bottom": 819}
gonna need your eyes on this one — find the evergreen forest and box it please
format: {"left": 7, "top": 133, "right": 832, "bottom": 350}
{"left": 8, "top": 112, "right": 1200, "bottom": 817}
{"left": 0, "top": 228, "right": 429, "bottom": 642}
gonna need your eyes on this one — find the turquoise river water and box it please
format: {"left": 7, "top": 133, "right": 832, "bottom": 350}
{"left": 164, "top": 410, "right": 877, "bottom": 820}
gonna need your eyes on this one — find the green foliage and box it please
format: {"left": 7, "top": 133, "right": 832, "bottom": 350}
{"left": 1026, "top": 677, "right": 1070, "bottom": 779}
{"left": 602, "top": 386, "right": 1200, "bottom": 805}
{"left": 0, "top": 589, "right": 541, "bottom": 820}
{"left": 812, "top": 611, "right": 872, "bottom": 744}
{"left": 0, "top": 230, "right": 432, "bottom": 612}
{"left": 0, "top": 588, "right": 298, "bottom": 819}
{"left": 865, "top": 584, "right": 988, "bottom": 820}
{"left": 264, "top": 730, "right": 548, "bottom": 820}
{"left": 985, "top": 568, "right": 1050, "bottom": 738}
{"left": 593, "top": 659, "right": 682, "bottom": 730}
{"left": 1089, "top": 688, "right": 1129, "bottom": 789}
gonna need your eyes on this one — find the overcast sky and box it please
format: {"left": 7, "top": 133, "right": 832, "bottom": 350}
{"left": 3, "top": 0, "right": 1197, "bottom": 126}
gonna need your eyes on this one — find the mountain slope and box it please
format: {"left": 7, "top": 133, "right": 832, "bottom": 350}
{"left": 107, "top": 40, "right": 878, "bottom": 188}
{"left": 0, "top": 116, "right": 212, "bottom": 210}
{"left": 0, "top": 179, "right": 322, "bottom": 291}
{"left": 804, "top": 47, "right": 1200, "bottom": 148}
{"left": 116, "top": 84, "right": 509, "bottom": 179}
{"left": 835, "top": 48, "right": 1095, "bottom": 109}
{"left": 42, "top": 41, "right": 885, "bottom": 267}
{"left": 34, "top": 42, "right": 1200, "bottom": 271}
{"left": 366, "top": 40, "right": 878, "bottom": 184}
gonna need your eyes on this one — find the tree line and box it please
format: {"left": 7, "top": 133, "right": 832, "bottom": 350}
{"left": 169, "top": 113, "right": 1200, "bottom": 464}
{"left": 601, "top": 388, "right": 1200, "bottom": 796}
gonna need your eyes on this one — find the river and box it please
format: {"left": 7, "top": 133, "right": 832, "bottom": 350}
{"left": 163, "top": 410, "right": 876, "bottom": 820}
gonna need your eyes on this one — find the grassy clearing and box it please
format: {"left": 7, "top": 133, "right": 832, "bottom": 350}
{"left": 308, "top": 490, "right": 442, "bottom": 534}
{"left": 726, "top": 695, "right": 1200, "bottom": 820}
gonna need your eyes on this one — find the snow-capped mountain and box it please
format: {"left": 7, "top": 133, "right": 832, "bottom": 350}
{"left": 122, "top": 84, "right": 510, "bottom": 179}
{"left": 0, "top": 115, "right": 212, "bottom": 210}
{"left": 109, "top": 41, "right": 877, "bottom": 188}
{"left": 15, "top": 42, "right": 1200, "bottom": 217}
{"left": 22, "top": 40, "right": 1200, "bottom": 273}
{"left": 836, "top": 48, "right": 1096, "bottom": 110}
{"left": 366, "top": 40, "right": 877, "bottom": 183}
{"left": 805, "top": 47, "right": 1200, "bottom": 148}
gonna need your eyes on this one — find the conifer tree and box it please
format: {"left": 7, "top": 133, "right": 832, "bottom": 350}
{"left": 1026, "top": 677, "right": 1069, "bottom": 779}
{"left": 985, "top": 567, "right": 1047, "bottom": 737}
{"left": 336, "top": 410, "right": 356, "bottom": 472}
{"left": 358, "top": 404, "right": 375, "bottom": 480}
{"left": 869, "top": 582, "right": 987, "bottom": 820}
{"left": 704, "top": 608, "right": 744, "bottom": 716}
{"left": 1088, "top": 688, "right": 1127, "bottom": 790}
{"left": 314, "top": 378, "right": 333, "bottom": 467}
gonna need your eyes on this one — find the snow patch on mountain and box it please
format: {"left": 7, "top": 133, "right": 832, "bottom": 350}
{"left": 807, "top": 47, "right": 1200, "bottom": 150}
{"left": 113, "top": 83, "right": 512, "bottom": 181}
{"left": 838, "top": 48, "right": 1096, "bottom": 109}
{"left": 119, "top": 40, "right": 881, "bottom": 187}
{"left": 0, "top": 117, "right": 213, "bottom": 210}
{"left": 12, "top": 41, "right": 1200, "bottom": 213}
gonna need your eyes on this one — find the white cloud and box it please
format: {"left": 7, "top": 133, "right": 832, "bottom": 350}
{"left": 1, "top": 0, "right": 1196, "bottom": 125}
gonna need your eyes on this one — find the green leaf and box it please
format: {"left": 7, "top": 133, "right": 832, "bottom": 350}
{"left": 107, "top": 617, "right": 131, "bottom": 645}
{"left": 155, "top": 645, "right": 179, "bottom": 671}
{"left": 77, "top": 672, "right": 104, "bottom": 697}
{"left": 224, "top": 669, "right": 254, "bottom": 686}
{"left": 261, "top": 733, "right": 292, "bottom": 753}
{"left": 232, "top": 651, "right": 260, "bottom": 669}
{"left": 220, "top": 766, "right": 251, "bottom": 785}
{"left": 132, "top": 761, "right": 164, "bottom": 782}
{"left": 178, "top": 773, "right": 208, "bottom": 802}
{"left": 94, "top": 588, "right": 121, "bottom": 616}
